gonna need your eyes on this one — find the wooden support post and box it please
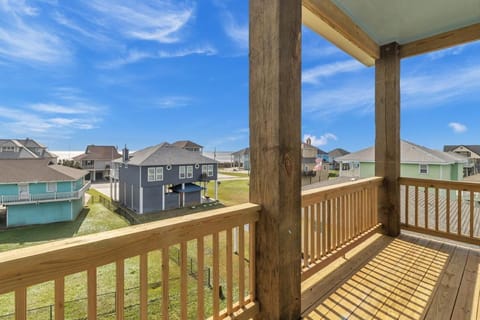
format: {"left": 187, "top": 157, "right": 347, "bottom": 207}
{"left": 375, "top": 42, "right": 401, "bottom": 236}
{"left": 250, "top": 0, "right": 301, "bottom": 318}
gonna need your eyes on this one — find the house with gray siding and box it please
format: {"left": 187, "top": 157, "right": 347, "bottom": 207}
{"left": 116, "top": 143, "right": 218, "bottom": 214}
{"left": 0, "top": 138, "right": 56, "bottom": 160}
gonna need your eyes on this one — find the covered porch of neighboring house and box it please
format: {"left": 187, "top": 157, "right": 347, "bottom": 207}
{"left": 0, "top": 1, "right": 479, "bottom": 320}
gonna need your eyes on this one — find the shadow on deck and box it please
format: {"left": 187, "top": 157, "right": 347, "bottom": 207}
{"left": 301, "top": 232, "right": 480, "bottom": 319}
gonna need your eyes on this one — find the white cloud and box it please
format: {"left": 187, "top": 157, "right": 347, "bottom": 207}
{"left": 156, "top": 96, "right": 192, "bottom": 109}
{"left": 102, "top": 45, "right": 216, "bottom": 68}
{"left": 222, "top": 12, "right": 248, "bottom": 50}
{"left": 304, "top": 133, "right": 337, "bottom": 147}
{"left": 0, "top": 3, "right": 69, "bottom": 64}
{"left": 30, "top": 103, "right": 96, "bottom": 114}
{"left": 303, "top": 60, "right": 364, "bottom": 84}
{"left": 448, "top": 122, "right": 467, "bottom": 133}
{"left": 86, "top": 0, "right": 194, "bottom": 43}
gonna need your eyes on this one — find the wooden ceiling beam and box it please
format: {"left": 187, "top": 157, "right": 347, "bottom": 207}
{"left": 302, "top": 0, "right": 380, "bottom": 66}
{"left": 400, "top": 23, "right": 480, "bottom": 58}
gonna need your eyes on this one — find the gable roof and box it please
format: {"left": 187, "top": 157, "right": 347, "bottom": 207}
{"left": 122, "top": 143, "right": 216, "bottom": 166}
{"left": 328, "top": 148, "right": 350, "bottom": 158}
{"left": 0, "top": 138, "right": 54, "bottom": 159}
{"left": 337, "top": 140, "right": 468, "bottom": 165}
{"left": 444, "top": 145, "right": 480, "bottom": 156}
{"left": 0, "top": 159, "right": 88, "bottom": 184}
{"left": 172, "top": 140, "right": 203, "bottom": 149}
{"left": 73, "top": 145, "right": 121, "bottom": 161}
{"left": 232, "top": 147, "right": 250, "bottom": 156}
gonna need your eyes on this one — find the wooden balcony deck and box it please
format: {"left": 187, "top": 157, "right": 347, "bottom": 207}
{"left": 301, "top": 232, "right": 480, "bottom": 320}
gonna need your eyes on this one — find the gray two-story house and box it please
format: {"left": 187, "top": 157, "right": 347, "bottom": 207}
{"left": 117, "top": 143, "right": 218, "bottom": 213}
{"left": 73, "top": 145, "right": 121, "bottom": 181}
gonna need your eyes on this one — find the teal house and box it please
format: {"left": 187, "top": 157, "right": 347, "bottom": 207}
{"left": 0, "top": 159, "right": 89, "bottom": 227}
{"left": 337, "top": 140, "right": 468, "bottom": 181}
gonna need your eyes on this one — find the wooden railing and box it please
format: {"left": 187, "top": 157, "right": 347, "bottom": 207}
{"left": 400, "top": 177, "right": 480, "bottom": 245}
{"left": 0, "top": 203, "right": 260, "bottom": 320}
{"left": 300, "top": 177, "right": 383, "bottom": 280}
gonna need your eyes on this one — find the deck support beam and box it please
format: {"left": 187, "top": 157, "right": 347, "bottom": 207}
{"left": 250, "top": 0, "right": 302, "bottom": 318}
{"left": 375, "top": 42, "right": 401, "bottom": 237}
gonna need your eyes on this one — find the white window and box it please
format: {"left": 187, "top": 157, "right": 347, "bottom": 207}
{"left": 46, "top": 182, "right": 57, "bottom": 192}
{"left": 207, "top": 164, "right": 214, "bottom": 177}
{"left": 419, "top": 164, "right": 429, "bottom": 174}
{"left": 156, "top": 167, "right": 163, "bottom": 181}
{"left": 187, "top": 166, "right": 193, "bottom": 178}
{"left": 179, "top": 166, "right": 186, "bottom": 179}
{"left": 202, "top": 165, "right": 207, "bottom": 175}
{"left": 148, "top": 168, "right": 155, "bottom": 182}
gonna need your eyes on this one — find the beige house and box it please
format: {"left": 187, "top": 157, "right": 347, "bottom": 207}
{"left": 444, "top": 145, "right": 480, "bottom": 176}
{"left": 301, "top": 138, "right": 328, "bottom": 186}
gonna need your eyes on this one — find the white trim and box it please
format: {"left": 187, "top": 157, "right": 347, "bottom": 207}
{"left": 70, "top": 201, "right": 73, "bottom": 220}
{"left": 131, "top": 185, "right": 134, "bottom": 209}
{"left": 419, "top": 164, "right": 429, "bottom": 174}
{"left": 139, "top": 187, "right": 144, "bottom": 214}
{"left": 179, "top": 166, "right": 186, "bottom": 179}
{"left": 162, "top": 185, "right": 165, "bottom": 210}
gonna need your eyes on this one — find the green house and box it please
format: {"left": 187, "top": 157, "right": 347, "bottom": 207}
{"left": 337, "top": 140, "right": 467, "bottom": 181}
{"left": 0, "top": 159, "right": 89, "bottom": 227}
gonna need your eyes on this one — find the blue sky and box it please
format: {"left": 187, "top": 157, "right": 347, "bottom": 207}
{"left": 0, "top": 1, "right": 478, "bottom": 153}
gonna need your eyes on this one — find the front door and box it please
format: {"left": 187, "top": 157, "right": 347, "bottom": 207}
{"left": 18, "top": 184, "right": 29, "bottom": 200}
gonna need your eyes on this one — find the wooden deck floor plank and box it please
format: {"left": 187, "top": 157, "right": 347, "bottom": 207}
{"left": 451, "top": 250, "right": 480, "bottom": 319}
{"left": 324, "top": 237, "right": 424, "bottom": 319}
{"left": 386, "top": 240, "right": 446, "bottom": 320}
{"left": 365, "top": 237, "right": 431, "bottom": 319}
{"left": 302, "top": 233, "right": 480, "bottom": 320}
{"left": 424, "top": 246, "right": 469, "bottom": 320}
{"left": 301, "top": 233, "right": 392, "bottom": 314}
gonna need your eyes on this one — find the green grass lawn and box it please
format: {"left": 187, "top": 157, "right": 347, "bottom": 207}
{"left": 218, "top": 171, "right": 250, "bottom": 178}
{"left": 0, "top": 203, "right": 129, "bottom": 253}
{"left": 207, "top": 179, "right": 249, "bottom": 206}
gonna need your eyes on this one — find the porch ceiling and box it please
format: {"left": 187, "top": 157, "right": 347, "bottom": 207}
{"left": 302, "top": 0, "right": 480, "bottom": 66}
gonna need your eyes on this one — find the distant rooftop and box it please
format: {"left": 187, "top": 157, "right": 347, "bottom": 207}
{"left": 0, "top": 159, "right": 88, "bottom": 183}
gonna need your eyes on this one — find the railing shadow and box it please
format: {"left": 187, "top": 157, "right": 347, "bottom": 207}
{"left": 301, "top": 233, "right": 456, "bottom": 319}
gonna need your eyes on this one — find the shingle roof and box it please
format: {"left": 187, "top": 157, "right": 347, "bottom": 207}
{"left": 232, "top": 147, "right": 250, "bottom": 156}
{"left": 444, "top": 145, "right": 480, "bottom": 156}
{"left": 73, "top": 145, "right": 121, "bottom": 161}
{"left": 328, "top": 148, "right": 350, "bottom": 158}
{"left": 0, "top": 138, "right": 53, "bottom": 159}
{"left": 121, "top": 143, "right": 217, "bottom": 166}
{"left": 337, "top": 140, "right": 468, "bottom": 164}
{"left": 0, "top": 159, "right": 88, "bottom": 184}
{"left": 172, "top": 140, "right": 203, "bottom": 149}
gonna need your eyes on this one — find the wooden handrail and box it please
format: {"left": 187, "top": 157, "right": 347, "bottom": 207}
{"left": 302, "top": 177, "right": 383, "bottom": 207}
{"left": 399, "top": 177, "right": 480, "bottom": 192}
{"left": 0, "top": 203, "right": 260, "bottom": 295}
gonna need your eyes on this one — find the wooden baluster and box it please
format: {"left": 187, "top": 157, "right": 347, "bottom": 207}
{"left": 310, "top": 205, "right": 315, "bottom": 261}
{"left": 303, "top": 207, "right": 309, "bottom": 268}
{"left": 15, "top": 287, "right": 27, "bottom": 320}
{"left": 249, "top": 223, "right": 256, "bottom": 302}
{"left": 316, "top": 203, "right": 321, "bottom": 260}
{"left": 327, "top": 199, "right": 332, "bottom": 252}
{"left": 55, "top": 277, "right": 65, "bottom": 320}
{"left": 342, "top": 195, "right": 347, "bottom": 244}
{"left": 180, "top": 242, "right": 188, "bottom": 319}
{"left": 435, "top": 187, "right": 439, "bottom": 232}
{"left": 425, "top": 186, "right": 429, "bottom": 229}
{"left": 414, "top": 186, "right": 419, "bottom": 227}
{"left": 162, "top": 247, "right": 169, "bottom": 320}
{"left": 115, "top": 260, "right": 124, "bottom": 320}
{"left": 446, "top": 189, "right": 451, "bottom": 234}
{"left": 470, "top": 191, "right": 474, "bottom": 238}
{"left": 321, "top": 201, "right": 327, "bottom": 256}
{"left": 404, "top": 185, "right": 409, "bottom": 226}
{"left": 140, "top": 253, "right": 148, "bottom": 320}
{"left": 333, "top": 198, "right": 338, "bottom": 249}
{"left": 238, "top": 227, "right": 245, "bottom": 308}
{"left": 213, "top": 233, "right": 220, "bottom": 320}
{"left": 458, "top": 190, "right": 462, "bottom": 235}
{"left": 197, "top": 237, "right": 205, "bottom": 319}
{"left": 226, "top": 229, "right": 233, "bottom": 315}
{"left": 88, "top": 268, "right": 97, "bottom": 320}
